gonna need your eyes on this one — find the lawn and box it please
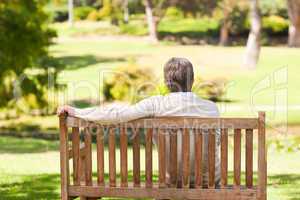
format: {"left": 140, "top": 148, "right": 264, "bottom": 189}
{"left": 0, "top": 136, "right": 300, "bottom": 200}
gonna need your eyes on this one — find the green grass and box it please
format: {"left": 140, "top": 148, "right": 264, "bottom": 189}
{"left": 0, "top": 136, "right": 300, "bottom": 199}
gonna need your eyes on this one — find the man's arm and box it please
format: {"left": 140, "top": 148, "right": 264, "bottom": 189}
{"left": 57, "top": 96, "right": 158, "bottom": 124}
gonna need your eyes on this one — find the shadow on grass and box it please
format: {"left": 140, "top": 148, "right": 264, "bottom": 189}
{"left": 53, "top": 55, "right": 127, "bottom": 71}
{"left": 0, "top": 136, "right": 59, "bottom": 154}
{"left": 0, "top": 174, "right": 60, "bottom": 200}
{"left": 2, "top": 123, "right": 41, "bottom": 132}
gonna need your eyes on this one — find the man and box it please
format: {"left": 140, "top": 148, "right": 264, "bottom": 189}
{"left": 57, "top": 57, "right": 220, "bottom": 186}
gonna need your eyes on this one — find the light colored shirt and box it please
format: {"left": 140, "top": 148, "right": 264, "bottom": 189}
{"left": 73, "top": 92, "right": 220, "bottom": 186}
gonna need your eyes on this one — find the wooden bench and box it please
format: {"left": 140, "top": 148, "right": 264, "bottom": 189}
{"left": 59, "top": 112, "right": 267, "bottom": 200}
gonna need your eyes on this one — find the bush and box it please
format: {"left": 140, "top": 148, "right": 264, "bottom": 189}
{"left": 164, "top": 7, "right": 184, "bottom": 19}
{"left": 74, "top": 6, "right": 96, "bottom": 20}
{"left": 120, "top": 22, "right": 148, "bottom": 36}
{"left": 262, "top": 15, "right": 289, "bottom": 34}
{"left": 102, "top": 65, "right": 155, "bottom": 103}
{"left": 158, "top": 17, "right": 219, "bottom": 38}
{"left": 98, "top": 0, "right": 112, "bottom": 19}
{"left": 260, "top": 0, "right": 288, "bottom": 18}
{"left": 192, "top": 78, "right": 228, "bottom": 102}
{"left": 86, "top": 10, "right": 100, "bottom": 21}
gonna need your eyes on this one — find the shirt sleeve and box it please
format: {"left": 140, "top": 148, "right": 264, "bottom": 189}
{"left": 72, "top": 96, "right": 158, "bottom": 123}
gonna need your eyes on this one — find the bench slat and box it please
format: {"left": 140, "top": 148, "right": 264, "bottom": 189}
{"left": 84, "top": 128, "right": 92, "bottom": 186}
{"left": 246, "top": 129, "right": 253, "bottom": 188}
{"left": 221, "top": 128, "right": 228, "bottom": 188}
{"left": 120, "top": 127, "right": 128, "bottom": 187}
{"left": 208, "top": 129, "right": 215, "bottom": 188}
{"left": 258, "top": 112, "right": 267, "bottom": 200}
{"left": 182, "top": 128, "right": 190, "bottom": 188}
{"left": 234, "top": 129, "right": 241, "bottom": 187}
{"left": 69, "top": 185, "right": 258, "bottom": 200}
{"left": 59, "top": 115, "right": 69, "bottom": 200}
{"left": 72, "top": 127, "right": 80, "bottom": 186}
{"left": 66, "top": 117, "right": 259, "bottom": 129}
{"left": 169, "top": 130, "right": 178, "bottom": 187}
{"left": 195, "top": 129, "right": 203, "bottom": 188}
{"left": 108, "top": 127, "right": 116, "bottom": 187}
{"left": 145, "top": 128, "right": 153, "bottom": 188}
{"left": 96, "top": 126, "right": 105, "bottom": 186}
{"left": 132, "top": 128, "right": 141, "bottom": 187}
{"left": 158, "top": 129, "right": 166, "bottom": 188}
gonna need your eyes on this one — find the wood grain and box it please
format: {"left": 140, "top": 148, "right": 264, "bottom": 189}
{"left": 108, "top": 127, "right": 116, "bottom": 187}
{"left": 158, "top": 129, "right": 166, "bottom": 188}
{"left": 120, "top": 127, "right": 128, "bottom": 187}
{"left": 258, "top": 112, "right": 267, "bottom": 200}
{"left": 246, "top": 129, "right": 253, "bottom": 188}
{"left": 182, "top": 128, "right": 190, "bottom": 188}
{"left": 84, "top": 128, "right": 92, "bottom": 186}
{"left": 96, "top": 126, "right": 105, "bottom": 186}
{"left": 208, "top": 129, "right": 215, "bottom": 188}
{"left": 221, "top": 128, "right": 228, "bottom": 188}
{"left": 72, "top": 127, "right": 80, "bottom": 186}
{"left": 234, "top": 129, "right": 241, "bottom": 187}
{"left": 145, "top": 128, "right": 153, "bottom": 188}
{"left": 132, "top": 128, "right": 140, "bottom": 187}
{"left": 195, "top": 129, "right": 203, "bottom": 188}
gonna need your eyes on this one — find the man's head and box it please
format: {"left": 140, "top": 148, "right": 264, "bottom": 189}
{"left": 164, "top": 57, "right": 194, "bottom": 92}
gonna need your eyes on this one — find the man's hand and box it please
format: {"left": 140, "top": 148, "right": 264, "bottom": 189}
{"left": 57, "top": 105, "right": 75, "bottom": 116}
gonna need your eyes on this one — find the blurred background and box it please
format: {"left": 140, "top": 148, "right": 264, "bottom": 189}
{"left": 0, "top": 0, "right": 299, "bottom": 199}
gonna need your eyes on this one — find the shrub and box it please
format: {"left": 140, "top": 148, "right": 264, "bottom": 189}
{"left": 120, "top": 22, "right": 148, "bottom": 36}
{"left": 102, "top": 65, "right": 155, "bottom": 103}
{"left": 260, "top": 0, "right": 288, "bottom": 18}
{"left": 192, "top": 77, "right": 227, "bottom": 102}
{"left": 164, "top": 6, "right": 184, "bottom": 19}
{"left": 158, "top": 17, "right": 219, "bottom": 38}
{"left": 74, "top": 6, "right": 96, "bottom": 20}
{"left": 86, "top": 10, "right": 100, "bottom": 21}
{"left": 98, "top": 0, "right": 112, "bottom": 19}
{"left": 262, "top": 15, "right": 289, "bottom": 34}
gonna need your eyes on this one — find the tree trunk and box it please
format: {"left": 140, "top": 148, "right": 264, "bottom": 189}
{"left": 144, "top": 0, "right": 158, "bottom": 43}
{"left": 243, "top": 0, "right": 261, "bottom": 70}
{"left": 123, "top": 0, "right": 129, "bottom": 24}
{"left": 287, "top": 0, "right": 300, "bottom": 47}
{"left": 219, "top": 7, "right": 230, "bottom": 46}
{"left": 68, "top": 0, "right": 74, "bottom": 27}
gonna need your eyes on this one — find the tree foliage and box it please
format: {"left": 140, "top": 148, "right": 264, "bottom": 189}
{"left": 0, "top": 0, "right": 57, "bottom": 112}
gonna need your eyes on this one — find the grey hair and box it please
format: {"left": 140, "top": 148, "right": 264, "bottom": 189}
{"left": 164, "top": 57, "right": 194, "bottom": 92}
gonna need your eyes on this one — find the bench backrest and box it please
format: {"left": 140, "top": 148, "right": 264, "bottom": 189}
{"left": 59, "top": 112, "right": 266, "bottom": 200}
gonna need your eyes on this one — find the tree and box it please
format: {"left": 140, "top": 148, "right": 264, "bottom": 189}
{"left": 123, "top": 0, "right": 129, "bottom": 23}
{"left": 144, "top": 0, "right": 159, "bottom": 42}
{"left": 243, "top": 0, "right": 261, "bottom": 69}
{"left": 143, "top": 0, "right": 168, "bottom": 42}
{"left": 287, "top": 0, "right": 300, "bottom": 47}
{"left": 68, "top": 0, "right": 74, "bottom": 27}
{"left": 0, "top": 0, "right": 57, "bottom": 113}
{"left": 219, "top": 0, "right": 236, "bottom": 46}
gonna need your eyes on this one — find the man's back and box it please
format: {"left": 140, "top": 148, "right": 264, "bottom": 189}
{"left": 149, "top": 92, "right": 221, "bottom": 186}
{"left": 71, "top": 92, "right": 220, "bottom": 186}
